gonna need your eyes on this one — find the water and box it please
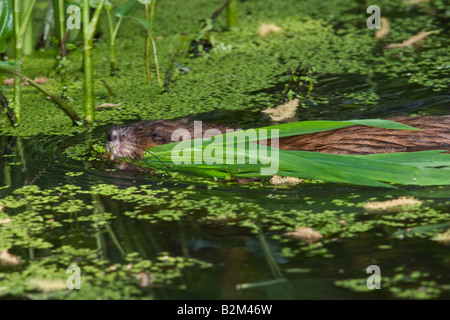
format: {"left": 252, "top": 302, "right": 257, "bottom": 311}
{"left": 1, "top": 73, "right": 450, "bottom": 300}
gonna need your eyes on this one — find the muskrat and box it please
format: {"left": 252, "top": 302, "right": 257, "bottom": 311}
{"left": 106, "top": 116, "right": 450, "bottom": 160}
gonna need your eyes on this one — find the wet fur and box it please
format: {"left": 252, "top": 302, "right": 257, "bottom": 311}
{"left": 278, "top": 116, "right": 450, "bottom": 154}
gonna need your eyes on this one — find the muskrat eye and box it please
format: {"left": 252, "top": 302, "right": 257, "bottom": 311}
{"left": 152, "top": 133, "right": 163, "bottom": 140}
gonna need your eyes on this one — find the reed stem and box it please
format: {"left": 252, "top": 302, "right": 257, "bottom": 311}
{"left": 144, "top": 4, "right": 151, "bottom": 84}
{"left": 12, "top": 0, "right": 36, "bottom": 123}
{"left": 106, "top": 9, "right": 123, "bottom": 76}
{"left": 13, "top": 0, "right": 22, "bottom": 123}
{"left": 226, "top": 0, "right": 237, "bottom": 28}
{"left": 82, "top": 0, "right": 105, "bottom": 123}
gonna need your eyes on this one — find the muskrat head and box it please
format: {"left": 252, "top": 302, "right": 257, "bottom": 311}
{"left": 106, "top": 121, "right": 176, "bottom": 160}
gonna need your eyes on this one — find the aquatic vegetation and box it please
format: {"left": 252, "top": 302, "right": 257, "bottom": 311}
{"left": 137, "top": 0, "right": 160, "bottom": 85}
{"left": 105, "top": 0, "right": 138, "bottom": 76}
{"left": 226, "top": 0, "right": 237, "bottom": 29}
{"left": 0, "top": 174, "right": 449, "bottom": 299}
{"left": 81, "top": 0, "right": 106, "bottom": 123}
{"left": 336, "top": 270, "right": 443, "bottom": 299}
{"left": 6, "top": 69, "right": 82, "bottom": 125}
{"left": 0, "top": 0, "right": 449, "bottom": 300}
{"left": 10, "top": 0, "right": 35, "bottom": 123}
{"left": 139, "top": 120, "right": 450, "bottom": 187}
{"left": 0, "top": 0, "right": 13, "bottom": 53}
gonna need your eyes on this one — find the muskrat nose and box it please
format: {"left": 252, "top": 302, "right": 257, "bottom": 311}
{"left": 108, "top": 131, "right": 117, "bottom": 142}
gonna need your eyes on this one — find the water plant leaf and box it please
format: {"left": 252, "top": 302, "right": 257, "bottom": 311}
{"left": 0, "top": 60, "right": 18, "bottom": 70}
{"left": 132, "top": 16, "right": 150, "bottom": 30}
{"left": 393, "top": 222, "right": 450, "bottom": 237}
{"left": 114, "top": 0, "right": 139, "bottom": 18}
{"left": 138, "top": 120, "right": 450, "bottom": 187}
{"left": 103, "top": 0, "right": 113, "bottom": 11}
{"left": 0, "top": 0, "right": 13, "bottom": 53}
{"left": 17, "top": 0, "right": 36, "bottom": 47}
{"left": 179, "top": 119, "right": 419, "bottom": 149}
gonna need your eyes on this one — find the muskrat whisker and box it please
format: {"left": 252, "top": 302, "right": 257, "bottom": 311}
{"left": 146, "top": 151, "right": 170, "bottom": 169}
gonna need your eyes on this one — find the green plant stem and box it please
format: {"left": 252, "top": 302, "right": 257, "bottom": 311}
{"left": 3, "top": 163, "right": 12, "bottom": 188}
{"left": 83, "top": 0, "right": 94, "bottom": 122}
{"left": 13, "top": 0, "right": 22, "bottom": 123}
{"left": 144, "top": 4, "right": 151, "bottom": 84}
{"left": 149, "top": 33, "right": 161, "bottom": 85}
{"left": 226, "top": 0, "right": 237, "bottom": 28}
{"left": 57, "top": 0, "right": 65, "bottom": 44}
{"left": 15, "top": 0, "right": 35, "bottom": 49}
{"left": 143, "top": 1, "right": 161, "bottom": 86}
{"left": 0, "top": 90, "right": 17, "bottom": 126}
{"left": 101, "top": 79, "right": 116, "bottom": 97}
{"left": 21, "top": 0, "right": 33, "bottom": 55}
{"left": 106, "top": 9, "right": 122, "bottom": 76}
{"left": 57, "top": 0, "right": 67, "bottom": 84}
{"left": 149, "top": 0, "right": 156, "bottom": 30}
{"left": 257, "top": 228, "right": 283, "bottom": 279}
{"left": 106, "top": 9, "right": 114, "bottom": 74}
{"left": 12, "top": 0, "right": 36, "bottom": 123}
{"left": 82, "top": 0, "right": 105, "bottom": 123}
{"left": 8, "top": 69, "right": 82, "bottom": 125}
{"left": 13, "top": 72, "right": 21, "bottom": 123}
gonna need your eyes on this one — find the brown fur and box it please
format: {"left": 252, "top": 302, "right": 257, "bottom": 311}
{"left": 278, "top": 116, "right": 450, "bottom": 154}
{"left": 106, "top": 116, "right": 450, "bottom": 160}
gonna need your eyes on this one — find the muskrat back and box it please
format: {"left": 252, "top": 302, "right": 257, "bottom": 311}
{"left": 106, "top": 116, "right": 450, "bottom": 160}
{"left": 278, "top": 116, "right": 450, "bottom": 154}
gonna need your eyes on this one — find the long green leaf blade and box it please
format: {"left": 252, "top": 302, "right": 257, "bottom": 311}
{"left": 137, "top": 119, "right": 450, "bottom": 187}
{"left": 0, "top": 0, "right": 13, "bottom": 52}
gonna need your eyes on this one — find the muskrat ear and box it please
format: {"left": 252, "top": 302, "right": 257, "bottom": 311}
{"left": 152, "top": 132, "right": 163, "bottom": 140}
